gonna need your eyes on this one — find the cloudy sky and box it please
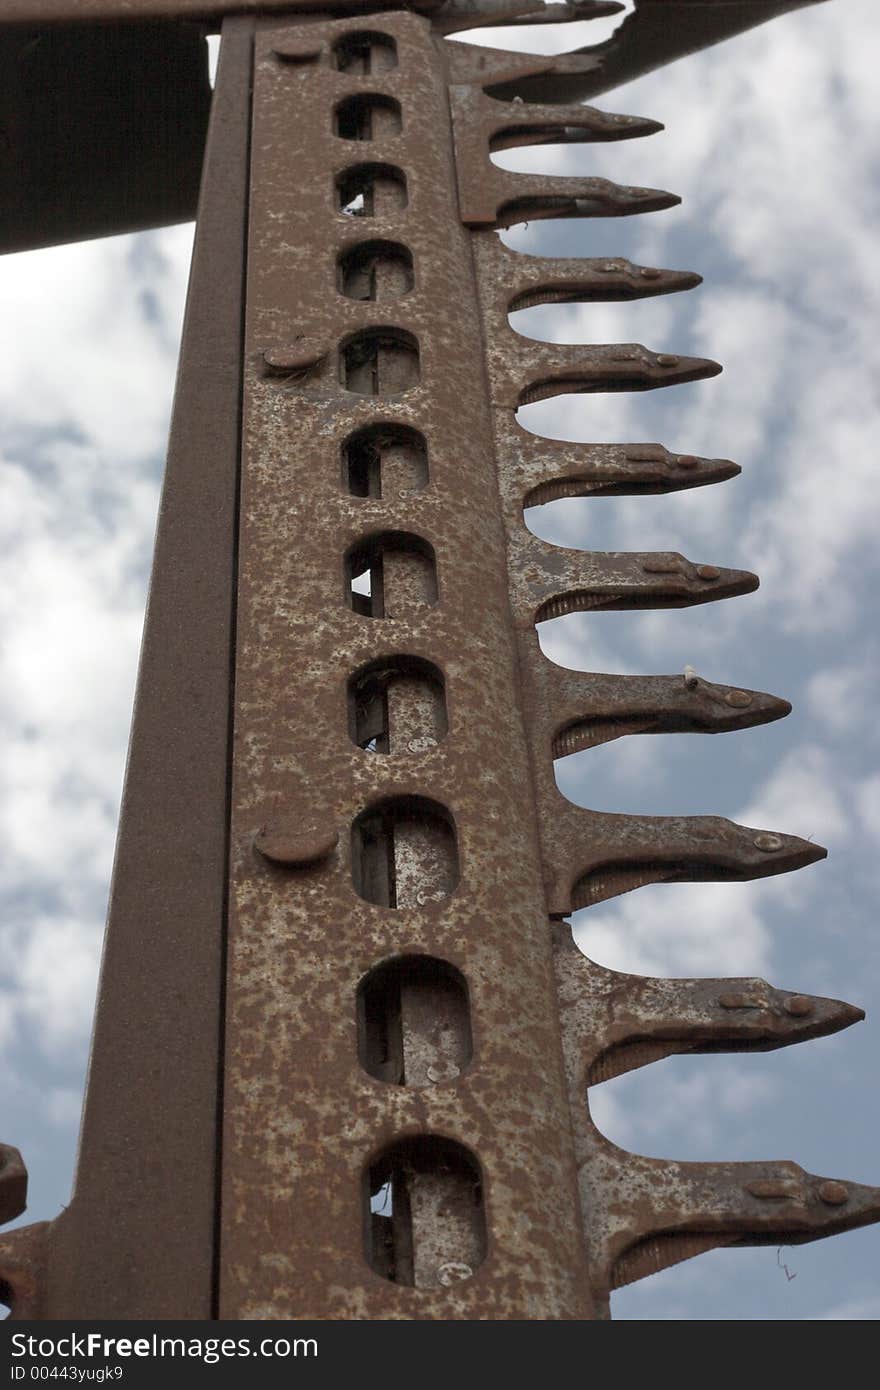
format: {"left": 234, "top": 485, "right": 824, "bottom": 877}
{"left": 1, "top": 0, "right": 878, "bottom": 1321}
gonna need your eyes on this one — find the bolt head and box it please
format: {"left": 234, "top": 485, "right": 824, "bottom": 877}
{"left": 642, "top": 558, "right": 681, "bottom": 574}
{"left": 818, "top": 1181, "right": 849, "bottom": 1206}
{"left": 746, "top": 1179, "right": 795, "bottom": 1200}
{"left": 254, "top": 820, "right": 338, "bottom": 867}
{"left": 725, "top": 689, "right": 753, "bottom": 708}
{"left": 656, "top": 354, "right": 680, "bottom": 367}
{"left": 754, "top": 833, "right": 783, "bottom": 853}
{"left": 719, "top": 992, "right": 763, "bottom": 1009}
{"left": 427, "top": 1062, "right": 461, "bottom": 1084}
{"left": 783, "top": 995, "right": 814, "bottom": 1017}
{"left": 696, "top": 564, "right": 721, "bottom": 580}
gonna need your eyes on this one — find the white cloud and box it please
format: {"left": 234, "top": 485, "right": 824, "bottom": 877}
{"left": 573, "top": 877, "right": 773, "bottom": 979}
{"left": 2, "top": 916, "right": 103, "bottom": 1060}
{"left": 820, "top": 1294, "right": 880, "bottom": 1321}
{"left": 0, "top": 229, "right": 186, "bottom": 1075}
{"left": 737, "top": 744, "right": 850, "bottom": 845}
{"left": 856, "top": 776, "right": 880, "bottom": 843}
{"left": 590, "top": 1057, "right": 777, "bottom": 1155}
{"left": 0, "top": 226, "right": 192, "bottom": 460}
{"left": 806, "top": 658, "right": 879, "bottom": 738}
{"left": 43, "top": 1088, "right": 86, "bottom": 1130}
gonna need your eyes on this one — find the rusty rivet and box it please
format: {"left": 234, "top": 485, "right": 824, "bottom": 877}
{"left": 272, "top": 41, "right": 325, "bottom": 62}
{"left": 625, "top": 448, "right": 666, "bottom": 463}
{"left": 818, "top": 1181, "right": 849, "bottom": 1206}
{"left": 407, "top": 736, "right": 437, "bottom": 753}
{"left": 427, "top": 1062, "right": 460, "bottom": 1084}
{"left": 718, "top": 992, "right": 763, "bottom": 1009}
{"left": 696, "top": 564, "right": 721, "bottom": 580}
{"left": 262, "top": 340, "right": 328, "bottom": 375}
{"left": 675, "top": 454, "right": 699, "bottom": 469}
{"left": 254, "top": 820, "right": 338, "bottom": 867}
{"left": 754, "top": 834, "right": 783, "bottom": 853}
{"left": 639, "top": 266, "right": 662, "bottom": 280}
{"left": 656, "top": 354, "right": 680, "bottom": 367}
{"left": 725, "top": 689, "right": 753, "bottom": 707}
{"left": 783, "top": 995, "right": 814, "bottom": 1017}
{"left": 642, "top": 557, "right": 681, "bottom": 574}
{"left": 746, "top": 1179, "right": 796, "bottom": 1200}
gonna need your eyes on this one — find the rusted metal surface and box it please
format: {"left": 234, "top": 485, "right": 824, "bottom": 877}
{"left": 553, "top": 921, "right": 878, "bottom": 1306}
{"left": 0, "top": 1147, "right": 27, "bottom": 1228}
{"left": 0, "top": 1223, "right": 47, "bottom": 1320}
{"left": 3, "top": 0, "right": 875, "bottom": 1323}
{"left": 219, "top": 9, "right": 593, "bottom": 1319}
{"left": 552, "top": 924, "right": 863, "bottom": 1087}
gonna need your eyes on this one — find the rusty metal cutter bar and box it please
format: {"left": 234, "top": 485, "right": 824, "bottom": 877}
{"left": 1, "top": 0, "right": 876, "bottom": 1320}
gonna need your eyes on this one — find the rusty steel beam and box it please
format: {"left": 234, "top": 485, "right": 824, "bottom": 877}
{"left": 1, "top": 0, "right": 876, "bottom": 1322}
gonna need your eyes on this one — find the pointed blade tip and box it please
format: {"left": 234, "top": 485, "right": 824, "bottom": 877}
{"left": 841, "top": 1001, "right": 867, "bottom": 1028}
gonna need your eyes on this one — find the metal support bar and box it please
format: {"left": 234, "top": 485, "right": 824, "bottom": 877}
{"left": 0, "top": 18, "right": 253, "bottom": 1318}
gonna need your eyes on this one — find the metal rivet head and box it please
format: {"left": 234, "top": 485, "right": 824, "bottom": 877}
{"left": 783, "top": 995, "right": 814, "bottom": 1017}
{"left": 696, "top": 564, "right": 721, "bottom": 580}
{"left": 746, "top": 1179, "right": 796, "bottom": 1200}
{"left": 754, "top": 833, "right": 783, "bottom": 853}
{"left": 640, "top": 267, "right": 662, "bottom": 280}
{"left": 625, "top": 448, "right": 665, "bottom": 464}
{"left": 818, "top": 1180, "right": 849, "bottom": 1206}
{"left": 262, "top": 340, "right": 328, "bottom": 375}
{"left": 426, "top": 1062, "right": 460, "bottom": 1084}
{"left": 725, "top": 689, "right": 753, "bottom": 708}
{"left": 407, "top": 736, "right": 437, "bottom": 753}
{"left": 254, "top": 820, "right": 338, "bottom": 867}
{"left": 656, "top": 354, "right": 680, "bottom": 367}
{"left": 675, "top": 454, "right": 699, "bottom": 469}
{"left": 272, "top": 42, "right": 324, "bottom": 63}
{"left": 642, "top": 558, "right": 681, "bottom": 574}
{"left": 718, "top": 993, "right": 763, "bottom": 1010}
